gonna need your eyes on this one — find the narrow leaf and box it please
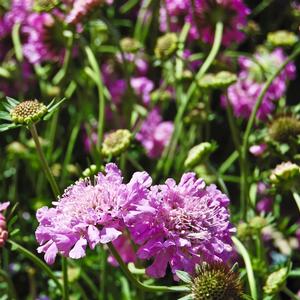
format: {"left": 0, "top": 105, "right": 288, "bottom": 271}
{"left": 176, "top": 270, "right": 192, "bottom": 283}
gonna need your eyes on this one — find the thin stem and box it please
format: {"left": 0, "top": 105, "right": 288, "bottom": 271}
{"left": 282, "top": 287, "right": 300, "bottom": 300}
{"left": 7, "top": 239, "right": 63, "bottom": 292}
{"left": 62, "top": 257, "right": 69, "bottom": 300}
{"left": 107, "top": 243, "right": 188, "bottom": 293}
{"left": 0, "top": 269, "right": 18, "bottom": 300}
{"left": 232, "top": 237, "right": 257, "bottom": 300}
{"left": 29, "top": 124, "right": 60, "bottom": 197}
{"left": 240, "top": 44, "right": 300, "bottom": 219}
{"left": 157, "top": 21, "right": 224, "bottom": 177}
{"left": 99, "top": 248, "right": 107, "bottom": 300}
{"left": 292, "top": 189, "right": 300, "bottom": 214}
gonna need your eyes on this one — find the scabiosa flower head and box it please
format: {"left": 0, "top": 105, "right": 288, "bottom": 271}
{"left": 10, "top": 100, "right": 48, "bottom": 124}
{"left": 267, "top": 30, "right": 298, "bottom": 48}
{"left": 136, "top": 108, "right": 173, "bottom": 158}
{"left": 222, "top": 48, "right": 296, "bottom": 120}
{"left": 186, "top": 262, "right": 243, "bottom": 300}
{"left": 120, "top": 37, "right": 142, "bottom": 53}
{"left": 154, "top": 33, "right": 178, "bottom": 60}
{"left": 198, "top": 71, "right": 237, "bottom": 90}
{"left": 0, "top": 202, "right": 10, "bottom": 248}
{"left": 35, "top": 163, "right": 152, "bottom": 264}
{"left": 160, "top": 0, "right": 250, "bottom": 46}
{"left": 102, "top": 129, "right": 132, "bottom": 157}
{"left": 263, "top": 267, "right": 288, "bottom": 295}
{"left": 128, "top": 173, "right": 235, "bottom": 278}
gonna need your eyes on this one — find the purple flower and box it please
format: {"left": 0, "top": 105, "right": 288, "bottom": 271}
{"left": 131, "top": 77, "right": 154, "bottom": 105}
{"left": 256, "top": 197, "right": 273, "bottom": 214}
{"left": 35, "top": 164, "right": 151, "bottom": 264}
{"left": 127, "top": 173, "right": 235, "bottom": 278}
{"left": 160, "top": 0, "right": 250, "bottom": 46}
{"left": 0, "top": 202, "right": 10, "bottom": 248}
{"left": 136, "top": 108, "right": 174, "bottom": 158}
{"left": 222, "top": 48, "right": 296, "bottom": 120}
{"left": 249, "top": 144, "right": 267, "bottom": 157}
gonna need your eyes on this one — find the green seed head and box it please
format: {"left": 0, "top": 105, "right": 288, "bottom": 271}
{"left": 102, "top": 129, "right": 131, "bottom": 157}
{"left": 120, "top": 37, "right": 142, "bottom": 53}
{"left": 10, "top": 100, "right": 48, "bottom": 125}
{"left": 263, "top": 267, "right": 288, "bottom": 295}
{"left": 191, "top": 262, "right": 243, "bottom": 300}
{"left": 198, "top": 71, "right": 237, "bottom": 89}
{"left": 33, "top": 0, "right": 58, "bottom": 12}
{"left": 268, "top": 115, "right": 300, "bottom": 143}
{"left": 249, "top": 216, "right": 268, "bottom": 232}
{"left": 267, "top": 30, "right": 298, "bottom": 47}
{"left": 154, "top": 33, "right": 178, "bottom": 60}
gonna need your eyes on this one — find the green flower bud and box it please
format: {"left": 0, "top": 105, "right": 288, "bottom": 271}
{"left": 82, "top": 164, "right": 98, "bottom": 178}
{"left": 237, "top": 222, "right": 251, "bottom": 239}
{"left": 184, "top": 103, "right": 208, "bottom": 125}
{"left": 190, "top": 262, "right": 243, "bottom": 300}
{"left": 270, "top": 161, "right": 300, "bottom": 190}
{"left": 198, "top": 71, "right": 237, "bottom": 89}
{"left": 185, "top": 142, "right": 217, "bottom": 169}
{"left": 268, "top": 115, "right": 300, "bottom": 143}
{"left": 10, "top": 100, "right": 48, "bottom": 125}
{"left": 51, "top": 163, "right": 61, "bottom": 178}
{"left": 154, "top": 33, "right": 178, "bottom": 60}
{"left": 33, "top": 0, "right": 58, "bottom": 12}
{"left": 249, "top": 216, "right": 268, "bottom": 232}
{"left": 267, "top": 30, "right": 298, "bottom": 47}
{"left": 102, "top": 129, "right": 131, "bottom": 157}
{"left": 6, "top": 141, "right": 27, "bottom": 156}
{"left": 263, "top": 267, "right": 288, "bottom": 295}
{"left": 120, "top": 37, "right": 142, "bottom": 53}
{"left": 194, "top": 164, "right": 216, "bottom": 185}
{"left": 150, "top": 89, "right": 172, "bottom": 103}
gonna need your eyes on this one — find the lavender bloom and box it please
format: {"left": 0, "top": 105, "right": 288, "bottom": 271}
{"left": 35, "top": 164, "right": 151, "bottom": 264}
{"left": 0, "top": 202, "right": 10, "bottom": 248}
{"left": 127, "top": 173, "right": 235, "bottom": 278}
{"left": 136, "top": 108, "right": 174, "bottom": 158}
{"left": 249, "top": 144, "right": 267, "bottom": 157}
{"left": 222, "top": 48, "right": 296, "bottom": 120}
{"left": 131, "top": 77, "right": 154, "bottom": 105}
{"left": 160, "top": 0, "right": 250, "bottom": 46}
{"left": 256, "top": 197, "right": 273, "bottom": 214}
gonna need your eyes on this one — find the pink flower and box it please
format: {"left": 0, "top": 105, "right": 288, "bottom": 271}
{"left": 136, "top": 108, "right": 174, "bottom": 158}
{"left": 35, "top": 164, "right": 151, "bottom": 264}
{"left": 0, "top": 202, "right": 10, "bottom": 248}
{"left": 256, "top": 197, "right": 273, "bottom": 214}
{"left": 127, "top": 173, "right": 235, "bottom": 278}
{"left": 249, "top": 144, "right": 267, "bottom": 157}
{"left": 131, "top": 77, "right": 154, "bottom": 105}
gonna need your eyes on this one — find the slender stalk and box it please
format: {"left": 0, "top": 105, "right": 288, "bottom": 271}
{"left": 157, "top": 21, "right": 224, "bottom": 177}
{"left": 240, "top": 44, "right": 300, "bottom": 219}
{"left": 62, "top": 258, "right": 69, "bottom": 300}
{"left": 7, "top": 239, "right": 62, "bottom": 292}
{"left": 107, "top": 243, "right": 188, "bottom": 293}
{"left": 0, "top": 269, "right": 18, "bottom": 300}
{"left": 232, "top": 237, "right": 257, "bottom": 300}
{"left": 292, "top": 189, "right": 300, "bottom": 214}
{"left": 282, "top": 287, "right": 300, "bottom": 300}
{"left": 29, "top": 124, "right": 60, "bottom": 197}
{"left": 99, "top": 248, "right": 107, "bottom": 300}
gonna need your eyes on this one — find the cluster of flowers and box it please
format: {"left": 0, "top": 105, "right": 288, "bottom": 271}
{"left": 36, "top": 163, "right": 235, "bottom": 278}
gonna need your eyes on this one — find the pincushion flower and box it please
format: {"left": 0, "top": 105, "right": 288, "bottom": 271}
{"left": 35, "top": 163, "right": 151, "bottom": 264}
{"left": 127, "top": 173, "right": 235, "bottom": 278}
{"left": 160, "top": 0, "right": 250, "bottom": 46}
{"left": 136, "top": 108, "right": 174, "bottom": 158}
{"left": 222, "top": 48, "right": 296, "bottom": 120}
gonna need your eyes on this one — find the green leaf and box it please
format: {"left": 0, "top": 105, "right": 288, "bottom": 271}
{"left": 176, "top": 270, "right": 192, "bottom": 283}
{"left": 178, "top": 295, "right": 193, "bottom": 300}
{"left": 12, "top": 22, "right": 23, "bottom": 62}
{"left": 6, "top": 97, "right": 19, "bottom": 106}
{"left": 0, "top": 123, "right": 18, "bottom": 132}
{"left": 44, "top": 98, "right": 67, "bottom": 120}
{"left": 0, "top": 111, "right": 11, "bottom": 121}
{"left": 10, "top": 228, "right": 20, "bottom": 237}
{"left": 0, "top": 66, "right": 11, "bottom": 78}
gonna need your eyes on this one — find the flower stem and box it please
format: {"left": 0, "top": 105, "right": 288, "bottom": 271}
{"left": 62, "top": 257, "right": 69, "bottom": 300}
{"left": 232, "top": 237, "right": 257, "bottom": 300}
{"left": 7, "top": 239, "right": 63, "bottom": 292}
{"left": 29, "top": 124, "right": 60, "bottom": 197}
{"left": 283, "top": 287, "right": 300, "bottom": 300}
{"left": 240, "top": 44, "right": 300, "bottom": 219}
{"left": 292, "top": 189, "right": 300, "bottom": 214}
{"left": 107, "top": 243, "right": 188, "bottom": 293}
{"left": 0, "top": 269, "right": 18, "bottom": 300}
{"left": 157, "top": 21, "right": 224, "bottom": 178}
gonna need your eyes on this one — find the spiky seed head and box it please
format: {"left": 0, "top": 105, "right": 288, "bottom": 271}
{"left": 120, "top": 37, "right": 142, "bottom": 53}
{"left": 10, "top": 100, "right": 48, "bottom": 125}
{"left": 267, "top": 30, "right": 298, "bottom": 47}
{"left": 263, "top": 267, "right": 288, "bottom": 295}
{"left": 198, "top": 71, "right": 237, "bottom": 89}
{"left": 191, "top": 262, "right": 243, "bottom": 300}
{"left": 102, "top": 129, "right": 131, "bottom": 157}
{"left": 154, "top": 33, "right": 178, "bottom": 60}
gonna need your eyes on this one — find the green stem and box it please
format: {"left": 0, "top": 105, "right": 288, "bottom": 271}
{"left": 99, "top": 248, "right": 107, "bottom": 300}
{"left": 7, "top": 239, "right": 62, "bottom": 292}
{"left": 29, "top": 124, "right": 60, "bottom": 197}
{"left": 282, "top": 287, "right": 300, "bottom": 300}
{"left": 107, "top": 243, "right": 188, "bottom": 293}
{"left": 62, "top": 257, "right": 69, "bottom": 300}
{"left": 0, "top": 269, "right": 18, "bottom": 300}
{"left": 232, "top": 237, "right": 257, "bottom": 300}
{"left": 157, "top": 21, "right": 224, "bottom": 177}
{"left": 240, "top": 44, "right": 300, "bottom": 219}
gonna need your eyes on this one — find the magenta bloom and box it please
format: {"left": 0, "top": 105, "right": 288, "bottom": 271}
{"left": 127, "top": 173, "right": 235, "bottom": 278}
{"left": 249, "top": 144, "right": 267, "bottom": 157}
{"left": 136, "top": 109, "right": 174, "bottom": 158}
{"left": 222, "top": 48, "right": 296, "bottom": 120}
{"left": 131, "top": 77, "right": 154, "bottom": 105}
{"left": 35, "top": 164, "right": 151, "bottom": 264}
{"left": 256, "top": 197, "right": 273, "bottom": 214}
{"left": 160, "top": 0, "right": 250, "bottom": 46}
{"left": 0, "top": 202, "right": 10, "bottom": 248}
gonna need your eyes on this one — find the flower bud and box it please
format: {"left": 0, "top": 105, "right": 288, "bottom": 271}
{"left": 270, "top": 161, "right": 300, "bottom": 190}
{"left": 150, "top": 89, "right": 172, "bottom": 103}
{"left": 263, "top": 267, "right": 288, "bottom": 295}
{"left": 198, "top": 71, "right": 237, "bottom": 89}
{"left": 10, "top": 100, "right": 48, "bottom": 125}
{"left": 154, "top": 33, "right": 178, "bottom": 60}
{"left": 120, "top": 37, "right": 142, "bottom": 53}
{"left": 185, "top": 142, "right": 217, "bottom": 168}
{"left": 6, "top": 141, "right": 27, "bottom": 156}
{"left": 249, "top": 216, "right": 268, "bottom": 232}
{"left": 267, "top": 30, "right": 298, "bottom": 47}
{"left": 33, "top": 0, "right": 58, "bottom": 12}
{"left": 102, "top": 129, "right": 131, "bottom": 157}
{"left": 82, "top": 164, "right": 98, "bottom": 178}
